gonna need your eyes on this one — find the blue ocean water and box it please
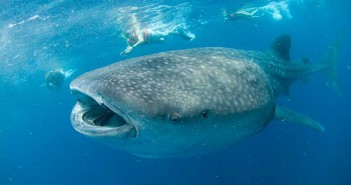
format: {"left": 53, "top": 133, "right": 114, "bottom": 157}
{"left": 0, "top": 0, "right": 350, "bottom": 184}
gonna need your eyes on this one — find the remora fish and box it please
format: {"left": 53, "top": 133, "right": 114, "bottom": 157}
{"left": 70, "top": 33, "right": 342, "bottom": 157}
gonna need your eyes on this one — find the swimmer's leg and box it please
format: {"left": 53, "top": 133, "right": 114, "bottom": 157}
{"left": 175, "top": 28, "right": 195, "bottom": 41}
{"left": 64, "top": 69, "right": 76, "bottom": 78}
{"left": 238, "top": 6, "right": 259, "bottom": 15}
{"left": 249, "top": 9, "right": 259, "bottom": 16}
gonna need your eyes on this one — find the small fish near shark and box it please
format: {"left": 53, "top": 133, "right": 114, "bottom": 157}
{"left": 70, "top": 33, "right": 343, "bottom": 158}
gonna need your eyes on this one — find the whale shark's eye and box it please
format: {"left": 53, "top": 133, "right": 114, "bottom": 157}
{"left": 170, "top": 112, "right": 181, "bottom": 122}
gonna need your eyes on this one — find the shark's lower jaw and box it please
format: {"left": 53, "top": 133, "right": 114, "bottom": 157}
{"left": 70, "top": 92, "right": 137, "bottom": 138}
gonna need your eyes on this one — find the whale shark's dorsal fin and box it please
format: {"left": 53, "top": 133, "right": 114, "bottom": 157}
{"left": 270, "top": 34, "right": 291, "bottom": 62}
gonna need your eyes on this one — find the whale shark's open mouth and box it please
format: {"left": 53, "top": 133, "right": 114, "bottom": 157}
{"left": 70, "top": 91, "right": 137, "bottom": 137}
{"left": 81, "top": 103, "right": 126, "bottom": 127}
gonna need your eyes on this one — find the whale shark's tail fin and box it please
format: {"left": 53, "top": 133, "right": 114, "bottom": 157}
{"left": 323, "top": 30, "right": 344, "bottom": 96}
{"left": 268, "top": 32, "right": 344, "bottom": 97}
{"left": 275, "top": 106, "right": 325, "bottom": 132}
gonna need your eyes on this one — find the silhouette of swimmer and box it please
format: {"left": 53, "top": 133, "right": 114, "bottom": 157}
{"left": 121, "top": 29, "right": 194, "bottom": 55}
{"left": 223, "top": 1, "right": 292, "bottom": 22}
{"left": 223, "top": 7, "right": 263, "bottom": 22}
{"left": 45, "top": 69, "right": 75, "bottom": 90}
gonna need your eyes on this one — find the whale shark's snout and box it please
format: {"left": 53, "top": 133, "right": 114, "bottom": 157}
{"left": 70, "top": 90, "right": 137, "bottom": 138}
{"left": 70, "top": 75, "right": 138, "bottom": 139}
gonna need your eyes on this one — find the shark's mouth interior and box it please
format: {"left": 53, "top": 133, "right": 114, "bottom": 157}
{"left": 71, "top": 91, "right": 136, "bottom": 137}
{"left": 82, "top": 103, "right": 127, "bottom": 127}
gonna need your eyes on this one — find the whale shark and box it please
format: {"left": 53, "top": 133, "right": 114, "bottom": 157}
{"left": 70, "top": 33, "right": 342, "bottom": 157}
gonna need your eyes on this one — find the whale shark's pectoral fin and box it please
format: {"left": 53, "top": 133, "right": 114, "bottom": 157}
{"left": 274, "top": 106, "right": 325, "bottom": 132}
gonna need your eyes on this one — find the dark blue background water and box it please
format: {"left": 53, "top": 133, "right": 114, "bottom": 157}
{"left": 1, "top": 0, "right": 350, "bottom": 185}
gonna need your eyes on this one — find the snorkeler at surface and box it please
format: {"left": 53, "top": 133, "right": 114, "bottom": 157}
{"left": 223, "top": 7, "right": 264, "bottom": 22}
{"left": 120, "top": 14, "right": 195, "bottom": 55}
{"left": 223, "top": 1, "right": 292, "bottom": 22}
{"left": 45, "top": 69, "right": 75, "bottom": 90}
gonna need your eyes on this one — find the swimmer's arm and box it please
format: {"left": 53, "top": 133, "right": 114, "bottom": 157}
{"left": 123, "top": 46, "right": 134, "bottom": 54}
{"left": 129, "top": 33, "right": 145, "bottom": 49}
{"left": 128, "top": 39, "right": 142, "bottom": 50}
{"left": 133, "top": 39, "right": 144, "bottom": 47}
{"left": 122, "top": 39, "right": 144, "bottom": 55}
{"left": 236, "top": 10, "right": 251, "bottom": 15}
